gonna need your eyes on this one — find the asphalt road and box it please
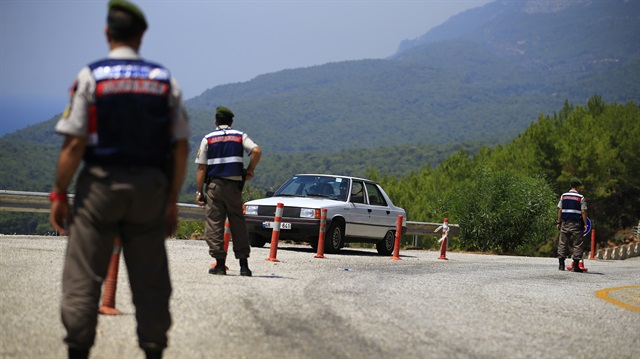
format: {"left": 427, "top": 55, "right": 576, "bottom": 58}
{"left": 1, "top": 235, "right": 639, "bottom": 359}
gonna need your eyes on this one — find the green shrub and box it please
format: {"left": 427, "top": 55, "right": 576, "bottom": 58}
{"left": 447, "top": 168, "right": 556, "bottom": 255}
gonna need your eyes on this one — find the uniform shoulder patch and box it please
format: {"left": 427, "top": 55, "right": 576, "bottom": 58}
{"left": 61, "top": 80, "right": 78, "bottom": 119}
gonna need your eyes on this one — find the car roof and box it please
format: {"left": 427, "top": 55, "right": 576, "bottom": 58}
{"left": 292, "top": 174, "right": 377, "bottom": 184}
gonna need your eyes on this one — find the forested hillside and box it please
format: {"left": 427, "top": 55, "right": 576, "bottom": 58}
{"left": 375, "top": 96, "right": 639, "bottom": 255}
{"left": 0, "top": 0, "right": 638, "bottom": 237}
{"left": 2, "top": 96, "right": 637, "bottom": 254}
{"left": 0, "top": 111, "right": 490, "bottom": 194}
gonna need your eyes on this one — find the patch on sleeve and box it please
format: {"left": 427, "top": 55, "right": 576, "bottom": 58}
{"left": 61, "top": 103, "right": 71, "bottom": 119}
{"left": 61, "top": 80, "right": 78, "bottom": 119}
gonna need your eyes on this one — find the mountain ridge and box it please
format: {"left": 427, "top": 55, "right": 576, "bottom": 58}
{"left": 183, "top": 0, "right": 638, "bottom": 154}
{"left": 1, "top": 0, "right": 638, "bottom": 193}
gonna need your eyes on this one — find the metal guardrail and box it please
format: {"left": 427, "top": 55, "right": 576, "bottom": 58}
{"left": 405, "top": 220, "right": 459, "bottom": 237}
{"left": 0, "top": 190, "right": 204, "bottom": 221}
{"left": 0, "top": 190, "right": 54, "bottom": 214}
{"left": 0, "top": 190, "right": 458, "bottom": 236}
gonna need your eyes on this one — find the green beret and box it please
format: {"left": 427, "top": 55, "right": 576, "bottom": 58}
{"left": 216, "top": 106, "right": 235, "bottom": 119}
{"left": 570, "top": 177, "right": 582, "bottom": 186}
{"left": 109, "top": 0, "right": 147, "bottom": 30}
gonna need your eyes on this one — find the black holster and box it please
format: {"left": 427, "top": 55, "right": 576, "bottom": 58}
{"left": 238, "top": 169, "right": 247, "bottom": 191}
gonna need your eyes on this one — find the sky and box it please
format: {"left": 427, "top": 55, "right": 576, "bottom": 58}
{"left": 0, "top": 0, "right": 492, "bottom": 136}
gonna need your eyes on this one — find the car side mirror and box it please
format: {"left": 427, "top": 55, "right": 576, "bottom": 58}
{"left": 265, "top": 190, "right": 275, "bottom": 198}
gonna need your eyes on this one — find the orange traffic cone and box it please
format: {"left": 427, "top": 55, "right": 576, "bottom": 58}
{"left": 390, "top": 215, "right": 403, "bottom": 260}
{"left": 99, "top": 237, "right": 122, "bottom": 315}
{"left": 266, "top": 203, "right": 284, "bottom": 262}
{"left": 566, "top": 259, "right": 588, "bottom": 272}
{"left": 315, "top": 208, "right": 327, "bottom": 259}
{"left": 212, "top": 219, "right": 231, "bottom": 270}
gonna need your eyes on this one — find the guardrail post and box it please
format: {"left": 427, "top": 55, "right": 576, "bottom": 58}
{"left": 99, "top": 237, "right": 122, "bottom": 315}
{"left": 391, "top": 215, "right": 403, "bottom": 260}
{"left": 315, "top": 208, "right": 327, "bottom": 258}
{"left": 266, "top": 203, "right": 284, "bottom": 262}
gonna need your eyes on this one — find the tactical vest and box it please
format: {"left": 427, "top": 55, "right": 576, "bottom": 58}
{"left": 560, "top": 191, "right": 584, "bottom": 221}
{"left": 205, "top": 128, "right": 244, "bottom": 179}
{"left": 84, "top": 58, "right": 172, "bottom": 168}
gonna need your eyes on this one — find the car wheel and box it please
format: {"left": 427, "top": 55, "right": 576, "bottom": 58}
{"left": 325, "top": 220, "right": 344, "bottom": 254}
{"left": 376, "top": 230, "right": 395, "bottom": 255}
{"left": 249, "top": 233, "right": 267, "bottom": 248}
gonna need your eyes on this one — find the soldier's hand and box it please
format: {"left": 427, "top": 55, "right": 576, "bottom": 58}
{"left": 196, "top": 192, "right": 206, "bottom": 206}
{"left": 50, "top": 201, "right": 71, "bottom": 235}
{"left": 245, "top": 169, "right": 255, "bottom": 181}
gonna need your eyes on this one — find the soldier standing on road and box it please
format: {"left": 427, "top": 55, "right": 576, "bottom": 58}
{"left": 556, "top": 177, "right": 588, "bottom": 272}
{"left": 49, "top": 1, "right": 189, "bottom": 358}
{"left": 195, "top": 106, "right": 261, "bottom": 276}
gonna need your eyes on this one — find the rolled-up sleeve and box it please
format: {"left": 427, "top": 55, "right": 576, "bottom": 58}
{"left": 194, "top": 137, "right": 208, "bottom": 164}
{"left": 242, "top": 134, "right": 258, "bottom": 154}
{"left": 169, "top": 77, "right": 190, "bottom": 140}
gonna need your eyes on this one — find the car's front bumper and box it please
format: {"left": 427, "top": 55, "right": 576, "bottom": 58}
{"left": 245, "top": 215, "right": 330, "bottom": 242}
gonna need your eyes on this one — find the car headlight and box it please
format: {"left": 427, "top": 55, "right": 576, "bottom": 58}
{"left": 244, "top": 205, "right": 259, "bottom": 215}
{"left": 300, "top": 208, "right": 320, "bottom": 218}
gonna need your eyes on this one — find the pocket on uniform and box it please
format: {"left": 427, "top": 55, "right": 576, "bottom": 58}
{"left": 86, "top": 165, "right": 110, "bottom": 179}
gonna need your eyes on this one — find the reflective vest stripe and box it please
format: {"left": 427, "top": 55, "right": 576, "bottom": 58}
{"left": 208, "top": 156, "right": 243, "bottom": 165}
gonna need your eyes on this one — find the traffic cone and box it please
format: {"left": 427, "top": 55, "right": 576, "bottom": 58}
{"left": 315, "top": 208, "right": 327, "bottom": 258}
{"left": 212, "top": 219, "right": 231, "bottom": 270}
{"left": 438, "top": 218, "right": 449, "bottom": 260}
{"left": 99, "top": 237, "right": 122, "bottom": 315}
{"left": 390, "top": 215, "right": 403, "bottom": 260}
{"left": 266, "top": 203, "right": 284, "bottom": 262}
{"left": 566, "top": 259, "right": 588, "bottom": 272}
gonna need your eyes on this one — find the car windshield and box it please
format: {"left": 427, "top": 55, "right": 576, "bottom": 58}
{"left": 274, "top": 175, "right": 350, "bottom": 201}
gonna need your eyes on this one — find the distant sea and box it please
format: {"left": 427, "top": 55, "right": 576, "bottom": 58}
{"left": 0, "top": 95, "right": 65, "bottom": 136}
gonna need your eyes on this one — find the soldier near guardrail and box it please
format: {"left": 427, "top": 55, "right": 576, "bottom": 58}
{"left": 556, "top": 178, "right": 588, "bottom": 272}
{"left": 48, "top": 1, "right": 189, "bottom": 358}
{"left": 195, "top": 106, "right": 262, "bottom": 276}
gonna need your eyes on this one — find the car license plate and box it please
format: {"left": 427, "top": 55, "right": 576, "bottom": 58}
{"left": 262, "top": 221, "right": 291, "bottom": 230}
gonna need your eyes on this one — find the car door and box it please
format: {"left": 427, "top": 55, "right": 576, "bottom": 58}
{"left": 345, "top": 180, "right": 371, "bottom": 238}
{"left": 363, "top": 182, "right": 396, "bottom": 238}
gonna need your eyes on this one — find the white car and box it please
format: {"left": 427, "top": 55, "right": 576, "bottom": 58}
{"left": 243, "top": 174, "right": 407, "bottom": 255}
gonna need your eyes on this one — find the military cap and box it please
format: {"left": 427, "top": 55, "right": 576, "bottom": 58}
{"left": 216, "top": 106, "right": 235, "bottom": 119}
{"left": 109, "top": 0, "right": 148, "bottom": 30}
{"left": 570, "top": 177, "right": 582, "bottom": 186}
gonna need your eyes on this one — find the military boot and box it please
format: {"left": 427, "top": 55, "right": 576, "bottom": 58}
{"left": 68, "top": 348, "right": 89, "bottom": 359}
{"left": 239, "top": 258, "right": 252, "bottom": 277}
{"left": 209, "top": 258, "right": 227, "bottom": 275}
{"left": 558, "top": 257, "right": 565, "bottom": 271}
